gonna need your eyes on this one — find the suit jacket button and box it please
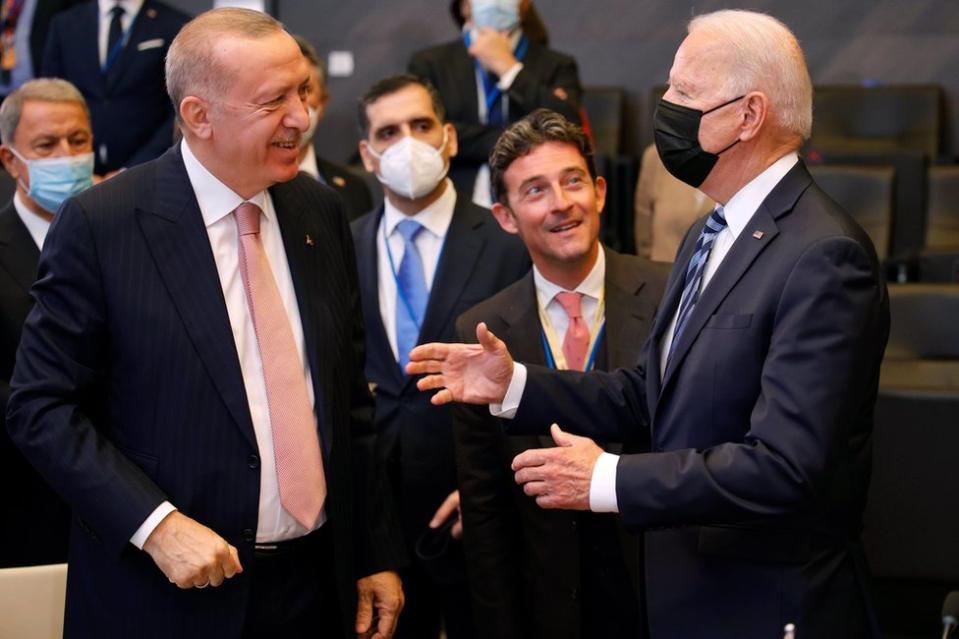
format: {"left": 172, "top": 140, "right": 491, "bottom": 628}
{"left": 570, "top": 588, "right": 579, "bottom": 600}
{"left": 242, "top": 528, "right": 255, "bottom": 542}
{"left": 247, "top": 454, "right": 260, "bottom": 469}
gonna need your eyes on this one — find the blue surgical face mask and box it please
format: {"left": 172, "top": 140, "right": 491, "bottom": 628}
{"left": 9, "top": 147, "right": 95, "bottom": 213}
{"left": 471, "top": 0, "right": 520, "bottom": 31}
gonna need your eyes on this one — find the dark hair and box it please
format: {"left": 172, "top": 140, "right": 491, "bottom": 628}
{"left": 292, "top": 34, "right": 326, "bottom": 90}
{"left": 489, "top": 108, "right": 596, "bottom": 205}
{"left": 357, "top": 74, "right": 446, "bottom": 138}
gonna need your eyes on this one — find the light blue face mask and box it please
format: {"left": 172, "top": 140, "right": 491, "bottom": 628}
{"left": 9, "top": 147, "right": 94, "bottom": 213}
{"left": 471, "top": 0, "right": 520, "bottom": 31}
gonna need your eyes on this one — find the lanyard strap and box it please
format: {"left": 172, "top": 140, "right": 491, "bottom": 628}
{"left": 537, "top": 291, "right": 606, "bottom": 371}
{"left": 102, "top": 9, "right": 137, "bottom": 73}
{"left": 463, "top": 31, "right": 529, "bottom": 117}
{"left": 1, "top": 0, "right": 26, "bottom": 31}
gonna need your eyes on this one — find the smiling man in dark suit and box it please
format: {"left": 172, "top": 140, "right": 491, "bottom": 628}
{"left": 351, "top": 74, "right": 528, "bottom": 639}
{"left": 8, "top": 9, "right": 403, "bottom": 638}
{"left": 453, "top": 109, "right": 667, "bottom": 639}
{"left": 408, "top": 0, "right": 580, "bottom": 207}
{"left": 42, "top": 0, "right": 189, "bottom": 176}
{"left": 410, "top": 10, "right": 889, "bottom": 639}
{"left": 0, "top": 77, "right": 93, "bottom": 568}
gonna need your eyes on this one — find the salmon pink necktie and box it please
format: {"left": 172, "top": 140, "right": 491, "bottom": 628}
{"left": 234, "top": 202, "right": 326, "bottom": 530}
{"left": 555, "top": 291, "right": 589, "bottom": 371}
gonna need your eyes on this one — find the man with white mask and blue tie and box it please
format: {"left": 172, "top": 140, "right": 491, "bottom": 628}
{"left": 352, "top": 74, "right": 529, "bottom": 639}
{"left": 409, "top": 0, "right": 581, "bottom": 208}
{"left": 0, "top": 77, "right": 93, "bottom": 568}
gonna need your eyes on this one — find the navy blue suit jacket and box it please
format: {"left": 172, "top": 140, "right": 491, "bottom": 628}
{"left": 42, "top": 0, "right": 189, "bottom": 174}
{"left": 351, "top": 191, "right": 528, "bottom": 580}
{"left": 7, "top": 145, "right": 403, "bottom": 638}
{"left": 509, "top": 162, "right": 890, "bottom": 639}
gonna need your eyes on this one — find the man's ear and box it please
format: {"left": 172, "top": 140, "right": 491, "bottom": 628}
{"left": 0, "top": 145, "right": 20, "bottom": 180}
{"left": 179, "top": 96, "right": 213, "bottom": 140}
{"left": 358, "top": 140, "right": 377, "bottom": 173}
{"left": 593, "top": 175, "right": 607, "bottom": 216}
{"left": 445, "top": 122, "right": 458, "bottom": 160}
{"left": 490, "top": 201, "right": 519, "bottom": 235}
{"left": 738, "top": 91, "right": 768, "bottom": 143}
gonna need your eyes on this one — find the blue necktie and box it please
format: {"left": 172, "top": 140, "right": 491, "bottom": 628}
{"left": 395, "top": 219, "right": 429, "bottom": 369}
{"left": 666, "top": 206, "right": 728, "bottom": 366}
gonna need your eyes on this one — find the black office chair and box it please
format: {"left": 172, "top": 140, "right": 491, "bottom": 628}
{"left": 808, "top": 164, "right": 895, "bottom": 260}
{"left": 880, "top": 283, "right": 959, "bottom": 390}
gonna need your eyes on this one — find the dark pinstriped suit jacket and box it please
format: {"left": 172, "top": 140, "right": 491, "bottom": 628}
{"left": 6, "top": 145, "right": 404, "bottom": 638}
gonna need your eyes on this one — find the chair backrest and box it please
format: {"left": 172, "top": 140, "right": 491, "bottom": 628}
{"left": 810, "top": 85, "right": 943, "bottom": 159}
{"left": 809, "top": 164, "right": 895, "bottom": 259}
{"left": 0, "top": 563, "right": 67, "bottom": 639}
{"left": 582, "top": 87, "right": 625, "bottom": 157}
{"left": 884, "top": 283, "right": 959, "bottom": 359}
{"left": 926, "top": 165, "right": 959, "bottom": 251}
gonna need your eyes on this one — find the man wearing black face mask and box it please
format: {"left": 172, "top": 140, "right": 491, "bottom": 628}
{"left": 407, "top": 9, "right": 889, "bottom": 639}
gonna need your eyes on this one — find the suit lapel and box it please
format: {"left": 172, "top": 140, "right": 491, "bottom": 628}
{"left": 134, "top": 146, "right": 257, "bottom": 449}
{"left": 603, "top": 248, "right": 651, "bottom": 371}
{"left": 452, "top": 41, "right": 481, "bottom": 125}
{"left": 0, "top": 203, "right": 41, "bottom": 294}
{"left": 105, "top": 1, "right": 153, "bottom": 91}
{"left": 354, "top": 206, "right": 406, "bottom": 390}
{"left": 659, "top": 162, "right": 813, "bottom": 395}
{"left": 81, "top": 2, "right": 106, "bottom": 94}
{"left": 269, "top": 180, "right": 334, "bottom": 454}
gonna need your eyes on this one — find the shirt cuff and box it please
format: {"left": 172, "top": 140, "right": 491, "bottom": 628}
{"left": 589, "top": 452, "right": 620, "bottom": 513}
{"left": 497, "top": 62, "right": 524, "bottom": 90}
{"left": 489, "top": 362, "right": 527, "bottom": 419}
{"left": 130, "top": 501, "right": 177, "bottom": 549}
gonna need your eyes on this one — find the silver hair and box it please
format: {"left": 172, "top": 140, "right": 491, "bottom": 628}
{"left": 688, "top": 10, "right": 813, "bottom": 141}
{"left": 0, "top": 78, "right": 89, "bottom": 145}
{"left": 165, "top": 7, "right": 283, "bottom": 122}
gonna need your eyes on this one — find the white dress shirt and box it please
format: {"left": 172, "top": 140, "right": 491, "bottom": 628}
{"left": 298, "top": 144, "right": 321, "bottom": 181}
{"left": 376, "top": 179, "right": 456, "bottom": 362}
{"left": 497, "top": 152, "right": 801, "bottom": 513}
{"left": 13, "top": 192, "right": 51, "bottom": 250}
{"left": 97, "top": 0, "right": 144, "bottom": 67}
{"left": 130, "top": 139, "right": 325, "bottom": 548}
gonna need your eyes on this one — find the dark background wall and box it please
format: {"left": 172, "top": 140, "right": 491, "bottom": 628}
{"left": 166, "top": 0, "right": 959, "bottom": 165}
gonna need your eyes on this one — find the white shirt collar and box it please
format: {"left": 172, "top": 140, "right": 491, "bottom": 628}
{"left": 383, "top": 179, "right": 457, "bottom": 240}
{"left": 721, "top": 151, "right": 799, "bottom": 239}
{"left": 180, "top": 139, "right": 270, "bottom": 228}
{"left": 98, "top": 0, "right": 144, "bottom": 20}
{"left": 13, "top": 192, "right": 50, "bottom": 250}
{"left": 533, "top": 243, "right": 606, "bottom": 306}
{"left": 298, "top": 144, "right": 320, "bottom": 181}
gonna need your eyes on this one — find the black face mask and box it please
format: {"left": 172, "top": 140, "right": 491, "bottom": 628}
{"left": 653, "top": 95, "right": 745, "bottom": 188}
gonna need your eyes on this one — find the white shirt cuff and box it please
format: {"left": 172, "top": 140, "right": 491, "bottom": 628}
{"left": 497, "top": 62, "right": 524, "bottom": 90}
{"left": 489, "top": 362, "right": 527, "bottom": 419}
{"left": 589, "top": 452, "right": 620, "bottom": 512}
{"left": 130, "top": 501, "right": 177, "bottom": 549}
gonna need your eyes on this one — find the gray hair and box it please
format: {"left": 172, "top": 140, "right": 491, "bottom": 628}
{"left": 0, "top": 78, "right": 89, "bottom": 145}
{"left": 165, "top": 7, "right": 283, "bottom": 123}
{"left": 688, "top": 10, "right": 813, "bottom": 141}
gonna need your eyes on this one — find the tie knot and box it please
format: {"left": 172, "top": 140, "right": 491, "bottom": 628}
{"left": 234, "top": 202, "right": 262, "bottom": 236}
{"left": 704, "top": 206, "right": 728, "bottom": 235}
{"left": 110, "top": 4, "right": 124, "bottom": 17}
{"left": 555, "top": 291, "right": 584, "bottom": 319}
{"left": 395, "top": 219, "right": 424, "bottom": 244}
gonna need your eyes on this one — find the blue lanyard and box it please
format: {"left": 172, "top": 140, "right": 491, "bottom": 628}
{"left": 540, "top": 321, "right": 606, "bottom": 371}
{"left": 382, "top": 220, "right": 446, "bottom": 332}
{"left": 463, "top": 32, "right": 529, "bottom": 117}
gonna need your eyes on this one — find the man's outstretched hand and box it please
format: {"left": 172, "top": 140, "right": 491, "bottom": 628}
{"left": 406, "top": 322, "right": 514, "bottom": 406}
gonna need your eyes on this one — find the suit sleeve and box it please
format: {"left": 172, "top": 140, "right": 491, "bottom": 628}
{"left": 338, "top": 198, "right": 408, "bottom": 577}
{"left": 40, "top": 15, "right": 64, "bottom": 77}
{"left": 452, "top": 314, "right": 527, "bottom": 639}
{"left": 6, "top": 198, "right": 168, "bottom": 554}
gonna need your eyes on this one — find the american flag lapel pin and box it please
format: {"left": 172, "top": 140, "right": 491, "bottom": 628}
{"left": 753, "top": 230, "right": 765, "bottom": 239}
{"left": 305, "top": 234, "right": 315, "bottom": 247}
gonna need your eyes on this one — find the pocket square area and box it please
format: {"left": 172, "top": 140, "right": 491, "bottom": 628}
{"left": 137, "top": 38, "right": 165, "bottom": 51}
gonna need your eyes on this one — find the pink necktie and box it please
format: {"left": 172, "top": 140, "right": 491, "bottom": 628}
{"left": 555, "top": 291, "right": 590, "bottom": 371}
{"left": 235, "top": 202, "right": 326, "bottom": 530}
